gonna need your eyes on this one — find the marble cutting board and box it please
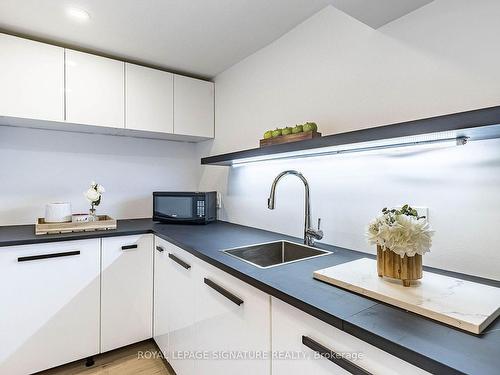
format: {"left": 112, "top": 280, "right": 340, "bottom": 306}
{"left": 313, "top": 258, "right": 500, "bottom": 334}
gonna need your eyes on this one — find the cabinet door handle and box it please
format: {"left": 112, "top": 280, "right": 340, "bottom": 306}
{"left": 156, "top": 245, "right": 164, "bottom": 252}
{"left": 168, "top": 253, "right": 191, "bottom": 269}
{"left": 18, "top": 250, "right": 80, "bottom": 262}
{"left": 302, "top": 336, "right": 371, "bottom": 375}
{"left": 204, "top": 278, "right": 244, "bottom": 306}
{"left": 121, "top": 244, "right": 138, "bottom": 250}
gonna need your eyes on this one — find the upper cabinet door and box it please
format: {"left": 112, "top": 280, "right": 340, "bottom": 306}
{"left": 65, "top": 50, "right": 124, "bottom": 128}
{"left": 0, "top": 33, "right": 64, "bottom": 121}
{"left": 125, "top": 63, "right": 173, "bottom": 133}
{"left": 174, "top": 75, "right": 214, "bottom": 138}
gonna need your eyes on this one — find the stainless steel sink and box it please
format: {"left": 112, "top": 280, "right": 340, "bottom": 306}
{"left": 221, "top": 240, "right": 332, "bottom": 269}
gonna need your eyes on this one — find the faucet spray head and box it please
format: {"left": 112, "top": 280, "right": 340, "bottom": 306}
{"left": 267, "top": 195, "right": 275, "bottom": 209}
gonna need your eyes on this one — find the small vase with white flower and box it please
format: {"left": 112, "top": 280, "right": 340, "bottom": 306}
{"left": 367, "top": 205, "right": 434, "bottom": 287}
{"left": 84, "top": 181, "right": 105, "bottom": 221}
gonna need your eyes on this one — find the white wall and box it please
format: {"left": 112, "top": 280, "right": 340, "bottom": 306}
{"left": 198, "top": 0, "right": 500, "bottom": 280}
{"left": 0, "top": 126, "right": 199, "bottom": 225}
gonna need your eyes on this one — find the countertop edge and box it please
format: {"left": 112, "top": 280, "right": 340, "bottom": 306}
{"left": 0, "top": 229, "right": 154, "bottom": 247}
{"left": 343, "top": 321, "right": 466, "bottom": 375}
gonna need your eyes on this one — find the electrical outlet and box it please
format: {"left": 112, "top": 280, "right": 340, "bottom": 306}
{"left": 216, "top": 192, "right": 222, "bottom": 209}
{"left": 415, "top": 207, "right": 429, "bottom": 221}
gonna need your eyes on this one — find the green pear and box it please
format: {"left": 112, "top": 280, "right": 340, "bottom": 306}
{"left": 292, "top": 124, "right": 303, "bottom": 134}
{"left": 303, "top": 122, "right": 318, "bottom": 132}
{"left": 271, "top": 128, "right": 282, "bottom": 138}
{"left": 263, "top": 130, "right": 273, "bottom": 139}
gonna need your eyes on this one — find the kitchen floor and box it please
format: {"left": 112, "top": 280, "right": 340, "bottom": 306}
{"left": 38, "top": 340, "right": 173, "bottom": 375}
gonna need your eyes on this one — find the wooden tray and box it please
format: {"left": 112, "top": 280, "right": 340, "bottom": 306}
{"left": 260, "top": 130, "right": 321, "bottom": 147}
{"left": 35, "top": 215, "right": 117, "bottom": 235}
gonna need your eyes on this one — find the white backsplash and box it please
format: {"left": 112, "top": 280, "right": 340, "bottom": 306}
{"left": 199, "top": 138, "right": 500, "bottom": 280}
{"left": 0, "top": 125, "right": 199, "bottom": 225}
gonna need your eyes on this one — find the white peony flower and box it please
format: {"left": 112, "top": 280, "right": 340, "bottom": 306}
{"left": 96, "top": 184, "right": 105, "bottom": 194}
{"left": 367, "top": 209, "right": 434, "bottom": 258}
{"left": 84, "top": 188, "right": 100, "bottom": 202}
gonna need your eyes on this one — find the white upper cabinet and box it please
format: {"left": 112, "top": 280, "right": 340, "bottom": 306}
{"left": 174, "top": 75, "right": 214, "bottom": 138}
{"left": 0, "top": 34, "right": 215, "bottom": 140}
{"left": 0, "top": 33, "right": 64, "bottom": 121}
{"left": 65, "top": 50, "right": 125, "bottom": 128}
{"left": 125, "top": 63, "right": 173, "bottom": 133}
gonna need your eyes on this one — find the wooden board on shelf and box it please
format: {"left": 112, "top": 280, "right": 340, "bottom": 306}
{"left": 260, "top": 131, "right": 321, "bottom": 147}
{"left": 35, "top": 215, "right": 117, "bottom": 235}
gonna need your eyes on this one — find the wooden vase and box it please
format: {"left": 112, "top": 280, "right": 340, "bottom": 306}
{"left": 377, "top": 245, "right": 422, "bottom": 287}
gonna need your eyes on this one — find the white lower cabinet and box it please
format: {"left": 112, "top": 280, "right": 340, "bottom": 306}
{"left": 0, "top": 234, "right": 429, "bottom": 375}
{"left": 194, "top": 260, "right": 271, "bottom": 375}
{"left": 154, "top": 236, "right": 197, "bottom": 375}
{"left": 0, "top": 239, "right": 100, "bottom": 375}
{"left": 101, "top": 234, "right": 153, "bottom": 352}
{"left": 153, "top": 236, "right": 271, "bottom": 375}
{"left": 271, "top": 297, "right": 428, "bottom": 375}
{"left": 153, "top": 237, "right": 170, "bottom": 362}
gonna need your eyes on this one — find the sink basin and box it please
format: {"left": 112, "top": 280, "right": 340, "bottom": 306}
{"left": 221, "top": 240, "right": 331, "bottom": 269}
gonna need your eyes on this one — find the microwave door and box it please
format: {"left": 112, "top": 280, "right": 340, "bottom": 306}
{"left": 155, "top": 196, "right": 195, "bottom": 219}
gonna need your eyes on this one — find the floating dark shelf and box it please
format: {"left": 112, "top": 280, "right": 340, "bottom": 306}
{"left": 201, "top": 105, "right": 500, "bottom": 166}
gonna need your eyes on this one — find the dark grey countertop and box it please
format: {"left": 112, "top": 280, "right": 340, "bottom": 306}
{"left": 1, "top": 218, "right": 499, "bottom": 374}
{"left": 0, "top": 218, "right": 154, "bottom": 246}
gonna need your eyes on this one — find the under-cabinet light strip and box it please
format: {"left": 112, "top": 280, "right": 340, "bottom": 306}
{"left": 231, "top": 136, "right": 469, "bottom": 166}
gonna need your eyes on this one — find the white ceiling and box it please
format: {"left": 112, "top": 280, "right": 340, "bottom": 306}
{"left": 326, "top": 0, "right": 434, "bottom": 29}
{"left": 0, "top": 0, "right": 327, "bottom": 79}
{"left": 0, "top": 1, "right": 434, "bottom": 79}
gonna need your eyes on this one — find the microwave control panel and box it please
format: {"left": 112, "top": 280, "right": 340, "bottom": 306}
{"left": 196, "top": 200, "right": 205, "bottom": 217}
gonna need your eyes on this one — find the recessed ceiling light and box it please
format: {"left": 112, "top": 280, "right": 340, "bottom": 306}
{"left": 65, "top": 7, "right": 90, "bottom": 22}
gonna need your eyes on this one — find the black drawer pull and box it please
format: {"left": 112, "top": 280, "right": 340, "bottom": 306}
{"left": 168, "top": 253, "right": 191, "bottom": 269}
{"left": 121, "top": 244, "right": 138, "bottom": 250}
{"left": 302, "top": 336, "right": 371, "bottom": 375}
{"left": 204, "top": 278, "right": 244, "bottom": 306}
{"left": 18, "top": 250, "right": 80, "bottom": 262}
{"left": 156, "top": 245, "right": 164, "bottom": 252}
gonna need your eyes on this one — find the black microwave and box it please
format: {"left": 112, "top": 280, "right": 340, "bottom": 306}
{"left": 153, "top": 192, "right": 217, "bottom": 224}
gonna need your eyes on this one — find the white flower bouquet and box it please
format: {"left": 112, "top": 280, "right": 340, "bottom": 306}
{"left": 84, "top": 181, "right": 105, "bottom": 216}
{"left": 367, "top": 205, "right": 434, "bottom": 258}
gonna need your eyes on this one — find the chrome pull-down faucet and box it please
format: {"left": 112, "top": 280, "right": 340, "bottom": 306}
{"left": 267, "top": 170, "right": 323, "bottom": 246}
